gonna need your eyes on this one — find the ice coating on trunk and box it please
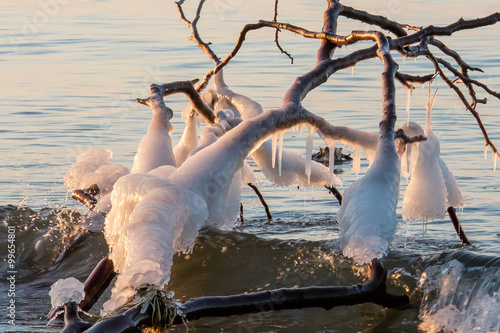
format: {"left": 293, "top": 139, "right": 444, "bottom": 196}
{"left": 64, "top": 148, "right": 129, "bottom": 195}
{"left": 338, "top": 132, "right": 401, "bottom": 264}
{"left": 102, "top": 173, "right": 208, "bottom": 313}
{"left": 131, "top": 100, "right": 175, "bottom": 173}
{"left": 173, "top": 106, "right": 199, "bottom": 167}
{"left": 49, "top": 277, "right": 85, "bottom": 307}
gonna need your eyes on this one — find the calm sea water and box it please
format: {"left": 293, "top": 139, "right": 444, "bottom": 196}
{"left": 1, "top": 0, "right": 500, "bottom": 332}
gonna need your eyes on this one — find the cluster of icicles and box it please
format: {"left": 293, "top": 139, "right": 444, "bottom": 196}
{"left": 56, "top": 73, "right": 466, "bottom": 313}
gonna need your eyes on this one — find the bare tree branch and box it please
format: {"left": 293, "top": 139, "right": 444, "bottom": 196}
{"left": 427, "top": 52, "right": 500, "bottom": 160}
{"left": 435, "top": 57, "right": 499, "bottom": 100}
{"left": 137, "top": 80, "right": 215, "bottom": 124}
{"left": 247, "top": 182, "right": 272, "bottom": 220}
{"left": 273, "top": 0, "right": 294, "bottom": 64}
{"left": 395, "top": 72, "right": 436, "bottom": 89}
{"left": 339, "top": 4, "right": 407, "bottom": 37}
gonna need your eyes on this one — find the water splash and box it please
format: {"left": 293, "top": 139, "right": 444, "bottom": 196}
{"left": 419, "top": 255, "right": 500, "bottom": 333}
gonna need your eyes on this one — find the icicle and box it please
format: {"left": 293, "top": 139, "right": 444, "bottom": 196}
{"left": 278, "top": 132, "right": 284, "bottom": 177}
{"left": 405, "top": 86, "right": 412, "bottom": 126}
{"left": 353, "top": 146, "right": 361, "bottom": 179}
{"left": 406, "top": 143, "right": 412, "bottom": 179}
{"left": 401, "top": 148, "right": 409, "bottom": 182}
{"left": 413, "top": 57, "right": 417, "bottom": 63}
{"left": 271, "top": 134, "right": 278, "bottom": 168}
{"left": 305, "top": 126, "right": 314, "bottom": 184}
{"left": 328, "top": 141, "right": 336, "bottom": 186}
{"left": 494, "top": 153, "right": 498, "bottom": 172}
{"left": 298, "top": 125, "right": 303, "bottom": 137}
{"left": 350, "top": 66, "right": 354, "bottom": 76}
{"left": 484, "top": 145, "right": 488, "bottom": 161}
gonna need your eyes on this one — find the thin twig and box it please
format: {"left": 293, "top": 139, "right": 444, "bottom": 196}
{"left": 196, "top": 13, "right": 500, "bottom": 94}
{"left": 435, "top": 57, "right": 499, "bottom": 100}
{"left": 324, "top": 185, "right": 342, "bottom": 205}
{"left": 447, "top": 206, "right": 471, "bottom": 245}
{"left": 427, "top": 51, "right": 500, "bottom": 160}
{"left": 273, "top": 0, "right": 294, "bottom": 64}
{"left": 247, "top": 182, "right": 272, "bottom": 220}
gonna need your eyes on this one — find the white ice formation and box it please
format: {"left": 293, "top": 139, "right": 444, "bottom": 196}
{"left": 131, "top": 97, "right": 176, "bottom": 173}
{"left": 337, "top": 129, "right": 401, "bottom": 264}
{"left": 213, "top": 71, "right": 340, "bottom": 188}
{"left": 102, "top": 174, "right": 208, "bottom": 313}
{"left": 64, "top": 148, "right": 129, "bottom": 195}
{"left": 49, "top": 277, "right": 85, "bottom": 307}
{"left": 173, "top": 104, "right": 200, "bottom": 167}
{"left": 401, "top": 100, "right": 466, "bottom": 222}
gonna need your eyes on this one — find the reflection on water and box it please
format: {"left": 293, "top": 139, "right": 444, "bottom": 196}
{"left": 1, "top": 0, "right": 500, "bottom": 331}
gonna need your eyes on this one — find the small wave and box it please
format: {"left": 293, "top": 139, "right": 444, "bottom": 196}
{"left": 419, "top": 252, "right": 500, "bottom": 333}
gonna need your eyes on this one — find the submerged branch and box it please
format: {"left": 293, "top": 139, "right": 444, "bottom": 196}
{"left": 325, "top": 185, "right": 342, "bottom": 205}
{"left": 247, "top": 182, "right": 272, "bottom": 220}
{"left": 82, "top": 259, "right": 410, "bottom": 333}
{"left": 447, "top": 206, "right": 471, "bottom": 245}
{"left": 137, "top": 81, "right": 215, "bottom": 124}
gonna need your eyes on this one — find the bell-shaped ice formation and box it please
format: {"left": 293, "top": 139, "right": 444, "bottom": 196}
{"left": 49, "top": 277, "right": 85, "bottom": 307}
{"left": 102, "top": 173, "right": 208, "bottom": 313}
{"left": 402, "top": 131, "right": 447, "bottom": 221}
{"left": 64, "top": 148, "right": 129, "bottom": 195}
{"left": 338, "top": 132, "right": 401, "bottom": 264}
{"left": 401, "top": 99, "right": 466, "bottom": 220}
